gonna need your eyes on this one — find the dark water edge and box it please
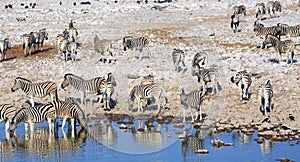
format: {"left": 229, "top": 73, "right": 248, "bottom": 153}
{"left": 0, "top": 120, "right": 300, "bottom": 162}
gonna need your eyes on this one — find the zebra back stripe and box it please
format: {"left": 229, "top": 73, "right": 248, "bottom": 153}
{"left": 0, "top": 104, "right": 16, "bottom": 122}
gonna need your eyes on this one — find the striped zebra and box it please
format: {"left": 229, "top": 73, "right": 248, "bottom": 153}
{"left": 98, "top": 73, "right": 117, "bottom": 111}
{"left": 59, "top": 39, "right": 79, "bottom": 62}
{"left": 255, "top": 3, "right": 266, "bottom": 20}
{"left": 231, "top": 14, "right": 240, "bottom": 33}
{"left": 33, "top": 28, "right": 48, "bottom": 52}
{"left": 9, "top": 104, "right": 56, "bottom": 133}
{"left": 257, "top": 80, "right": 273, "bottom": 116}
{"left": 266, "top": 1, "right": 281, "bottom": 18}
{"left": 262, "top": 34, "right": 295, "bottom": 65}
{"left": 196, "top": 68, "right": 219, "bottom": 95}
{"left": 191, "top": 52, "right": 207, "bottom": 77}
{"left": 180, "top": 88, "right": 204, "bottom": 122}
{"left": 172, "top": 48, "right": 186, "bottom": 72}
{"left": 123, "top": 36, "right": 151, "bottom": 59}
{"left": 61, "top": 73, "right": 105, "bottom": 106}
{"left": 253, "top": 21, "right": 280, "bottom": 47}
{"left": 232, "top": 5, "right": 246, "bottom": 16}
{"left": 52, "top": 100, "right": 87, "bottom": 130}
{"left": 128, "top": 83, "right": 168, "bottom": 114}
{"left": 230, "top": 70, "right": 252, "bottom": 101}
{"left": 0, "top": 104, "right": 16, "bottom": 131}
{"left": 0, "top": 38, "right": 11, "bottom": 61}
{"left": 68, "top": 20, "right": 78, "bottom": 42}
{"left": 22, "top": 32, "right": 36, "bottom": 56}
{"left": 276, "top": 23, "right": 300, "bottom": 39}
{"left": 11, "top": 77, "right": 58, "bottom": 107}
{"left": 94, "top": 35, "right": 113, "bottom": 57}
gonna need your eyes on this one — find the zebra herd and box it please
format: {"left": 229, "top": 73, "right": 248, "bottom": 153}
{"left": 0, "top": 72, "right": 116, "bottom": 135}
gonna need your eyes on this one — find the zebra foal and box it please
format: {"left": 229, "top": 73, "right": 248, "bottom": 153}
{"left": 266, "top": 1, "right": 281, "bottom": 18}
{"left": 0, "top": 38, "right": 11, "bottom": 61}
{"left": 123, "top": 36, "right": 151, "bottom": 60}
{"left": 11, "top": 77, "right": 58, "bottom": 107}
{"left": 172, "top": 48, "right": 186, "bottom": 72}
{"left": 255, "top": 3, "right": 266, "bottom": 20}
{"left": 97, "top": 73, "right": 117, "bottom": 111}
{"left": 59, "top": 39, "right": 79, "bottom": 62}
{"left": 257, "top": 80, "right": 273, "bottom": 116}
{"left": 128, "top": 83, "right": 168, "bottom": 114}
{"left": 68, "top": 20, "right": 78, "bottom": 42}
{"left": 191, "top": 52, "right": 207, "bottom": 76}
{"left": 0, "top": 104, "right": 16, "bottom": 131}
{"left": 262, "top": 34, "right": 295, "bottom": 65}
{"left": 180, "top": 88, "right": 204, "bottom": 123}
{"left": 232, "top": 5, "right": 246, "bottom": 16}
{"left": 33, "top": 28, "right": 48, "bottom": 52}
{"left": 52, "top": 100, "right": 87, "bottom": 130}
{"left": 94, "top": 35, "right": 113, "bottom": 57}
{"left": 9, "top": 104, "right": 56, "bottom": 133}
{"left": 230, "top": 70, "right": 252, "bottom": 101}
{"left": 196, "top": 68, "right": 219, "bottom": 95}
{"left": 22, "top": 32, "right": 36, "bottom": 56}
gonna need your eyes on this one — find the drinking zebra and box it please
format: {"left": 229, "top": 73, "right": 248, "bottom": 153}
{"left": 98, "top": 73, "right": 117, "bottom": 111}
{"left": 33, "top": 28, "right": 48, "bottom": 52}
{"left": 22, "top": 32, "right": 36, "bottom": 56}
{"left": 172, "top": 48, "right": 186, "bottom": 72}
{"left": 123, "top": 36, "right": 151, "bottom": 59}
{"left": 266, "top": 1, "right": 281, "bottom": 18}
{"left": 180, "top": 88, "right": 204, "bottom": 122}
{"left": 0, "top": 38, "right": 11, "bottom": 61}
{"left": 230, "top": 70, "right": 252, "bottom": 101}
{"left": 94, "top": 35, "right": 113, "bottom": 57}
{"left": 61, "top": 73, "right": 105, "bottom": 106}
{"left": 9, "top": 104, "right": 56, "bottom": 133}
{"left": 191, "top": 52, "right": 207, "bottom": 77}
{"left": 276, "top": 23, "right": 300, "bottom": 39}
{"left": 128, "top": 83, "right": 168, "bottom": 114}
{"left": 196, "top": 68, "right": 219, "bottom": 95}
{"left": 0, "top": 104, "right": 16, "bottom": 131}
{"left": 59, "top": 39, "right": 79, "bottom": 62}
{"left": 262, "top": 34, "right": 295, "bottom": 65}
{"left": 232, "top": 5, "right": 246, "bottom": 16}
{"left": 52, "top": 100, "right": 87, "bottom": 130}
{"left": 11, "top": 77, "right": 58, "bottom": 107}
{"left": 257, "top": 80, "right": 273, "bottom": 116}
{"left": 255, "top": 3, "right": 266, "bottom": 20}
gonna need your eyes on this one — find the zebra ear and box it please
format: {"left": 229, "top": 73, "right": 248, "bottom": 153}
{"left": 265, "top": 80, "right": 271, "bottom": 85}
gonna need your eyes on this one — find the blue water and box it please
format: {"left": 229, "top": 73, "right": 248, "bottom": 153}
{"left": 0, "top": 118, "right": 299, "bottom": 162}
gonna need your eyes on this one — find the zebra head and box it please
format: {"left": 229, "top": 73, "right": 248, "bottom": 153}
{"left": 4, "top": 38, "right": 11, "bottom": 49}
{"left": 11, "top": 77, "right": 31, "bottom": 92}
{"left": 61, "top": 74, "right": 71, "bottom": 90}
{"left": 107, "top": 73, "right": 117, "bottom": 86}
{"left": 123, "top": 36, "right": 133, "bottom": 51}
{"left": 230, "top": 71, "right": 244, "bottom": 84}
{"left": 262, "top": 34, "right": 276, "bottom": 49}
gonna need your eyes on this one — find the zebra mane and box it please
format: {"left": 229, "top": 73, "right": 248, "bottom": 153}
{"left": 15, "top": 77, "right": 32, "bottom": 83}
{"left": 12, "top": 108, "right": 27, "bottom": 124}
{"left": 64, "top": 73, "right": 84, "bottom": 80}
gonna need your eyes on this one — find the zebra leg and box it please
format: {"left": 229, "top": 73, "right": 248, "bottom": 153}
{"left": 183, "top": 108, "right": 186, "bottom": 123}
{"left": 24, "top": 123, "right": 29, "bottom": 132}
{"left": 240, "top": 88, "right": 243, "bottom": 101}
{"left": 70, "top": 118, "right": 75, "bottom": 129}
{"left": 47, "top": 118, "right": 53, "bottom": 133}
{"left": 29, "top": 122, "right": 35, "bottom": 132}
{"left": 5, "top": 120, "right": 10, "bottom": 131}
{"left": 277, "top": 52, "right": 281, "bottom": 63}
{"left": 30, "top": 96, "right": 34, "bottom": 107}
{"left": 62, "top": 118, "right": 67, "bottom": 129}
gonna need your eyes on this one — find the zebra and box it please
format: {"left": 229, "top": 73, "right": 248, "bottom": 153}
{"left": 196, "top": 68, "right": 219, "bottom": 95}
{"left": 128, "top": 83, "right": 168, "bottom": 114}
{"left": 123, "top": 36, "right": 151, "bottom": 59}
{"left": 266, "top": 1, "right": 281, "bottom": 18}
{"left": 68, "top": 20, "right": 78, "bottom": 42}
{"left": 255, "top": 3, "right": 266, "bottom": 20}
{"left": 253, "top": 21, "right": 280, "bottom": 47}
{"left": 59, "top": 39, "right": 79, "bottom": 62}
{"left": 61, "top": 73, "right": 105, "bottom": 106}
{"left": 262, "top": 34, "right": 295, "bottom": 64}
{"left": 0, "top": 104, "right": 16, "bottom": 131}
{"left": 56, "top": 34, "right": 65, "bottom": 54}
{"left": 33, "top": 28, "right": 48, "bottom": 52}
{"left": 230, "top": 14, "right": 240, "bottom": 33}
{"left": 180, "top": 88, "right": 204, "bottom": 123}
{"left": 191, "top": 52, "right": 207, "bottom": 77}
{"left": 257, "top": 80, "right": 273, "bottom": 116}
{"left": 230, "top": 70, "right": 252, "bottom": 101}
{"left": 172, "top": 48, "right": 186, "bottom": 72}
{"left": 11, "top": 77, "right": 58, "bottom": 107}
{"left": 51, "top": 100, "right": 87, "bottom": 130}
{"left": 22, "top": 32, "right": 36, "bottom": 56}
{"left": 276, "top": 23, "right": 300, "bottom": 39}
{"left": 0, "top": 38, "right": 11, "bottom": 61}
{"left": 98, "top": 73, "right": 117, "bottom": 111}
{"left": 9, "top": 104, "right": 56, "bottom": 133}
{"left": 232, "top": 5, "right": 246, "bottom": 16}
{"left": 94, "top": 35, "right": 113, "bottom": 57}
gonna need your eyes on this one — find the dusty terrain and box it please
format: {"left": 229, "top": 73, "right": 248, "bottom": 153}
{"left": 1, "top": 0, "right": 300, "bottom": 140}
